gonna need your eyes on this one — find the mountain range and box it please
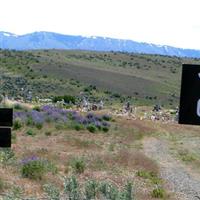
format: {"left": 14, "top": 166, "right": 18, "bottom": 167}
{"left": 1, "top": 31, "right": 200, "bottom": 58}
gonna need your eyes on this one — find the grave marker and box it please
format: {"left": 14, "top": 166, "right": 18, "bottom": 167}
{"left": 0, "top": 108, "right": 13, "bottom": 127}
{"left": 179, "top": 64, "right": 200, "bottom": 125}
{"left": 0, "top": 128, "right": 11, "bottom": 147}
{"left": 0, "top": 108, "right": 13, "bottom": 147}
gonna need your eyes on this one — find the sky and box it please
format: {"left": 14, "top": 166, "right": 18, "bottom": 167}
{"left": 0, "top": 0, "right": 200, "bottom": 49}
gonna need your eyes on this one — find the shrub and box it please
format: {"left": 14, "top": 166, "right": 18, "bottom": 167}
{"left": 0, "top": 148, "right": 15, "bottom": 164}
{"left": 5, "top": 186, "right": 24, "bottom": 199}
{"left": 102, "top": 114, "right": 112, "bottom": 121}
{"left": 13, "top": 119, "right": 23, "bottom": 130}
{"left": 85, "top": 180, "right": 99, "bottom": 200}
{"left": 53, "top": 95, "right": 76, "bottom": 104}
{"left": 45, "top": 131, "right": 52, "bottom": 136}
{"left": 43, "top": 183, "right": 60, "bottom": 200}
{"left": 14, "top": 103, "right": 23, "bottom": 110}
{"left": 25, "top": 129, "right": 36, "bottom": 136}
{"left": 21, "top": 157, "right": 46, "bottom": 180}
{"left": 26, "top": 117, "right": 33, "bottom": 126}
{"left": 73, "top": 123, "right": 84, "bottom": 131}
{"left": 33, "top": 106, "right": 41, "bottom": 112}
{"left": 35, "top": 122, "right": 43, "bottom": 130}
{"left": 63, "top": 176, "right": 81, "bottom": 199}
{"left": 70, "top": 157, "right": 85, "bottom": 174}
{"left": 62, "top": 176, "right": 135, "bottom": 200}
{"left": 99, "top": 182, "right": 119, "bottom": 199}
{"left": 112, "top": 93, "right": 121, "bottom": 98}
{"left": 87, "top": 124, "right": 97, "bottom": 133}
{"left": 151, "top": 187, "right": 165, "bottom": 198}
{"left": 136, "top": 170, "right": 161, "bottom": 184}
{"left": 45, "top": 160, "right": 58, "bottom": 175}
{"left": 120, "top": 182, "right": 134, "bottom": 200}
{"left": 102, "top": 126, "right": 109, "bottom": 132}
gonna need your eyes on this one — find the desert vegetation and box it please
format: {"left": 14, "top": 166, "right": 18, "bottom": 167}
{"left": 0, "top": 49, "right": 200, "bottom": 199}
{"left": 1, "top": 49, "right": 200, "bottom": 107}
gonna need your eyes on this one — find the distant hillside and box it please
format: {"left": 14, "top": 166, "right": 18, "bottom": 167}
{"left": 1, "top": 49, "right": 200, "bottom": 107}
{"left": 1, "top": 31, "right": 200, "bottom": 58}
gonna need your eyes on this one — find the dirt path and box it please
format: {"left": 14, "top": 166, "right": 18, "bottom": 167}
{"left": 143, "top": 137, "right": 200, "bottom": 200}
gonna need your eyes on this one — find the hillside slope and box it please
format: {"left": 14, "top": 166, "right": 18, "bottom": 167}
{"left": 0, "top": 49, "right": 199, "bottom": 107}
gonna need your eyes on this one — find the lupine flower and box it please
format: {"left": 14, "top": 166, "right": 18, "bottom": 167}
{"left": 102, "top": 121, "right": 110, "bottom": 127}
{"left": 21, "top": 155, "right": 39, "bottom": 164}
{"left": 14, "top": 105, "right": 111, "bottom": 130}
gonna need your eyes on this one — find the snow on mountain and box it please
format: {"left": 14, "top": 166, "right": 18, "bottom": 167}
{"left": 1, "top": 32, "right": 18, "bottom": 37}
{"left": 0, "top": 31, "right": 200, "bottom": 58}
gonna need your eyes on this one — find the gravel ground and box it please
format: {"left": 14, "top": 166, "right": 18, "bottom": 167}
{"left": 143, "top": 137, "right": 200, "bottom": 200}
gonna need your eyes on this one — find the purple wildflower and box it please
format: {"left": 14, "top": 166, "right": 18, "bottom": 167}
{"left": 102, "top": 121, "right": 110, "bottom": 127}
{"left": 21, "top": 155, "right": 39, "bottom": 164}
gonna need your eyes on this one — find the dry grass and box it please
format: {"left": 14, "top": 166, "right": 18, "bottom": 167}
{"left": 0, "top": 115, "right": 179, "bottom": 199}
{"left": 116, "top": 149, "right": 159, "bottom": 174}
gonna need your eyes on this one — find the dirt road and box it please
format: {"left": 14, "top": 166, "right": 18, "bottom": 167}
{"left": 143, "top": 137, "right": 200, "bottom": 200}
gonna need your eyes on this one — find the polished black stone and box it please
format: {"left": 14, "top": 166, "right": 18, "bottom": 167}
{"left": 179, "top": 64, "right": 200, "bottom": 125}
{"left": 0, "top": 108, "right": 13, "bottom": 127}
{"left": 0, "top": 128, "right": 11, "bottom": 147}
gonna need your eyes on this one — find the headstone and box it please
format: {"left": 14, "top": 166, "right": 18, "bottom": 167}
{"left": 179, "top": 64, "right": 200, "bottom": 125}
{"left": 0, "top": 108, "right": 13, "bottom": 127}
{"left": 0, "top": 128, "right": 11, "bottom": 147}
{"left": 0, "top": 108, "right": 13, "bottom": 147}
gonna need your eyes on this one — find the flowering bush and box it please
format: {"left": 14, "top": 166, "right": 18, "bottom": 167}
{"left": 13, "top": 118, "right": 23, "bottom": 130}
{"left": 25, "top": 129, "right": 36, "bottom": 136}
{"left": 14, "top": 105, "right": 111, "bottom": 132}
{"left": 69, "top": 157, "right": 86, "bottom": 174}
{"left": 87, "top": 124, "right": 97, "bottom": 133}
{"left": 21, "top": 156, "right": 46, "bottom": 180}
{"left": 20, "top": 156, "right": 57, "bottom": 180}
{"left": 0, "top": 148, "right": 15, "bottom": 164}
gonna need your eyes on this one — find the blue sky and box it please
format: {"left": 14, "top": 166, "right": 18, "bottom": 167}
{"left": 0, "top": 0, "right": 200, "bottom": 49}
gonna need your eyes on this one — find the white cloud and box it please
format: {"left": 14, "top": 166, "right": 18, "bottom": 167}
{"left": 0, "top": 0, "right": 200, "bottom": 49}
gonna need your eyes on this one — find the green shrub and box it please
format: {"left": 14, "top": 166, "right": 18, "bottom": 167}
{"left": 87, "top": 124, "right": 97, "bottom": 133}
{"left": 63, "top": 176, "right": 81, "bottom": 199}
{"left": 26, "top": 117, "right": 33, "bottom": 126}
{"left": 43, "top": 183, "right": 60, "bottom": 200}
{"left": 112, "top": 93, "right": 121, "bottom": 98}
{"left": 5, "top": 186, "right": 24, "bottom": 199}
{"left": 136, "top": 170, "right": 161, "bottom": 185}
{"left": 13, "top": 119, "right": 23, "bottom": 130}
{"left": 53, "top": 95, "right": 76, "bottom": 104}
{"left": 13, "top": 103, "right": 23, "bottom": 110}
{"left": 25, "top": 129, "right": 36, "bottom": 136}
{"left": 74, "top": 123, "right": 84, "bottom": 131}
{"left": 62, "top": 176, "right": 135, "bottom": 200}
{"left": 45, "top": 160, "right": 58, "bottom": 175}
{"left": 0, "top": 148, "right": 15, "bottom": 164}
{"left": 99, "top": 181, "right": 119, "bottom": 200}
{"left": 120, "top": 182, "right": 134, "bottom": 200}
{"left": 102, "top": 114, "right": 112, "bottom": 121}
{"left": 102, "top": 126, "right": 109, "bottom": 132}
{"left": 35, "top": 122, "right": 43, "bottom": 130}
{"left": 70, "top": 157, "right": 85, "bottom": 174}
{"left": 33, "top": 106, "right": 41, "bottom": 112}
{"left": 151, "top": 187, "right": 165, "bottom": 198}
{"left": 85, "top": 180, "right": 99, "bottom": 200}
{"left": 45, "top": 131, "right": 52, "bottom": 136}
{"left": 21, "top": 158, "right": 46, "bottom": 180}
